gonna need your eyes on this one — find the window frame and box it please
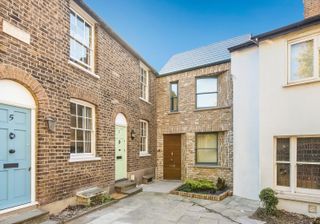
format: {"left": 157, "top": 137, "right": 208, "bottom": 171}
{"left": 69, "top": 7, "right": 95, "bottom": 72}
{"left": 139, "top": 120, "right": 149, "bottom": 156}
{"left": 70, "top": 98, "right": 96, "bottom": 161}
{"left": 139, "top": 64, "right": 149, "bottom": 102}
{"left": 195, "top": 132, "right": 219, "bottom": 166}
{"left": 287, "top": 35, "right": 320, "bottom": 84}
{"left": 169, "top": 81, "right": 179, "bottom": 112}
{"left": 274, "top": 136, "right": 320, "bottom": 195}
{"left": 195, "top": 76, "right": 218, "bottom": 109}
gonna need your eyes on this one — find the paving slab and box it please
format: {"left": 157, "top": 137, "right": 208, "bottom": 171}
{"left": 68, "top": 182, "right": 260, "bottom": 224}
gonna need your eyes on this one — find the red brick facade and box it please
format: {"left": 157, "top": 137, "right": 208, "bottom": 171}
{"left": 304, "top": 0, "right": 320, "bottom": 18}
{"left": 0, "top": 0, "right": 156, "bottom": 206}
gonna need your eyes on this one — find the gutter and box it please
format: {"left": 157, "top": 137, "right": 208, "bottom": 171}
{"left": 229, "top": 14, "right": 320, "bottom": 52}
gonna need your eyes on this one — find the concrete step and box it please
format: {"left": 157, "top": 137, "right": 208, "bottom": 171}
{"left": 0, "top": 208, "right": 49, "bottom": 224}
{"left": 114, "top": 180, "right": 137, "bottom": 193}
{"left": 122, "top": 186, "right": 143, "bottom": 196}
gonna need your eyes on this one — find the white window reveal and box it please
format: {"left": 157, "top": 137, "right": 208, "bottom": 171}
{"left": 70, "top": 99, "right": 99, "bottom": 162}
{"left": 288, "top": 35, "right": 320, "bottom": 83}
{"left": 275, "top": 137, "right": 320, "bottom": 195}
{"left": 140, "top": 120, "right": 149, "bottom": 156}
{"left": 196, "top": 76, "right": 218, "bottom": 109}
{"left": 140, "top": 64, "right": 149, "bottom": 102}
{"left": 70, "top": 9, "right": 94, "bottom": 71}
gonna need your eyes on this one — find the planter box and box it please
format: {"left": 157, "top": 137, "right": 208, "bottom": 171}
{"left": 170, "top": 186, "right": 233, "bottom": 201}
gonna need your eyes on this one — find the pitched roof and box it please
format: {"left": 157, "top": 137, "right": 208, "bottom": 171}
{"left": 159, "top": 34, "right": 251, "bottom": 76}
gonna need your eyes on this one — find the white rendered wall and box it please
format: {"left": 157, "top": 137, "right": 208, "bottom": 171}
{"left": 231, "top": 46, "right": 260, "bottom": 200}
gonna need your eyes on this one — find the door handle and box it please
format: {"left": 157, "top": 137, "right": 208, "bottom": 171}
{"left": 171, "top": 152, "right": 174, "bottom": 156}
{"left": 9, "top": 149, "right": 15, "bottom": 154}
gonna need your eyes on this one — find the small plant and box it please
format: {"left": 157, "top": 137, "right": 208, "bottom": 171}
{"left": 184, "top": 179, "right": 216, "bottom": 191}
{"left": 90, "top": 194, "right": 112, "bottom": 206}
{"left": 216, "top": 177, "right": 227, "bottom": 191}
{"left": 259, "top": 188, "right": 278, "bottom": 215}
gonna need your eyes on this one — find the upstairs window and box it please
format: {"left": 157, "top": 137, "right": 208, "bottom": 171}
{"left": 140, "top": 66, "right": 149, "bottom": 101}
{"left": 196, "top": 76, "right": 218, "bottom": 109}
{"left": 288, "top": 36, "right": 319, "bottom": 83}
{"left": 70, "top": 10, "right": 94, "bottom": 70}
{"left": 170, "top": 82, "right": 178, "bottom": 112}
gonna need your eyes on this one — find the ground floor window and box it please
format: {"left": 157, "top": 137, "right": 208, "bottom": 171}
{"left": 70, "top": 99, "right": 95, "bottom": 157}
{"left": 196, "top": 133, "right": 218, "bottom": 165}
{"left": 140, "top": 120, "right": 149, "bottom": 155}
{"left": 275, "top": 136, "right": 320, "bottom": 194}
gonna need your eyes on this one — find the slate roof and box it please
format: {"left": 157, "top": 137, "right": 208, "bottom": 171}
{"left": 159, "top": 34, "right": 251, "bottom": 75}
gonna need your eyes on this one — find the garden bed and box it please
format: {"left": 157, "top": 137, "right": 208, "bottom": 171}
{"left": 50, "top": 197, "right": 116, "bottom": 223}
{"left": 251, "top": 208, "right": 320, "bottom": 224}
{"left": 170, "top": 178, "right": 232, "bottom": 201}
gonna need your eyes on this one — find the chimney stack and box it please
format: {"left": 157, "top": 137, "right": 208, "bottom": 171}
{"left": 304, "top": 0, "right": 320, "bottom": 18}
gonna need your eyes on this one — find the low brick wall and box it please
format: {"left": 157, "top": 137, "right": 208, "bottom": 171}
{"left": 170, "top": 187, "right": 233, "bottom": 201}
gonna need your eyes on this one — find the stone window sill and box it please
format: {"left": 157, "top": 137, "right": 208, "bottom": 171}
{"left": 194, "top": 164, "right": 230, "bottom": 169}
{"left": 194, "top": 106, "right": 231, "bottom": 112}
{"left": 139, "top": 97, "right": 152, "bottom": 105}
{"left": 168, "top": 111, "right": 180, "bottom": 115}
{"left": 69, "top": 155, "right": 101, "bottom": 163}
{"left": 68, "top": 60, "right": 100, "bottom": 79}
{"left": 139, "top": 152, "right": 151, "bottom": 157}
{"left": 283, "top": 78, "right": 320, "bottom": 88}
{"left": 276, "top": 191, "right": 320, "bottom": 204}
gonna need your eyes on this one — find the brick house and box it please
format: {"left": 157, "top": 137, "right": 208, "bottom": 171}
{"left": 0, "top": 0, "right": 156, "bottom": 213}
{"left": 156, "top": 35, "right": 250, "bottom": 187}
{"left": 231, "top": 0, "right": 320, "bottom": 217}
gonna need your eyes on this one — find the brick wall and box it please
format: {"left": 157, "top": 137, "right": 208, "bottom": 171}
{"left": 0, "top": 0, "right": 156, "bottom": 205}
{"left": 304, "top": 0, "right": 320, "bottom": 18}
{"left": 156, "top": 63, "right": 233, "bottom": 187}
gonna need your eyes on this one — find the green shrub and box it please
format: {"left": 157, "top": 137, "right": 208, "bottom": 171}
{"left": 216, "top": 177, "right": 227, "bottom": 191}
{"left": 184, "top": 179, "right": 216, "bottom": 191}
{"left": 259, "top": 188, "right": 278, "bottom": 215}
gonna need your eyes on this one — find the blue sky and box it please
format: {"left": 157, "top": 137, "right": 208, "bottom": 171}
{"left": 84, "top": 0, "right": 303, "bottom": 70}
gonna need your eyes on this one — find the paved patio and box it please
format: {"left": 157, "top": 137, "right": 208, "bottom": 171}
{"left": 68, "top": 181, "right": 263, "bottom": 224}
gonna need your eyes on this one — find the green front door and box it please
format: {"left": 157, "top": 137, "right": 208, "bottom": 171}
{"left": 115, "top": 126, "right": 127, "bottom": 180}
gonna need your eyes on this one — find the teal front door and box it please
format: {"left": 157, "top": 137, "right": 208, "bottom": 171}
{"left": 0, "top": 103, "right": 31, "bottom": 210}
{"left": 115, "top": 126, "right": 127, "bottom": 180}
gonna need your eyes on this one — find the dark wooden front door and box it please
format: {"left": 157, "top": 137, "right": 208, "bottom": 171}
{"left": 163, "top": 134, "right": 181, "bottom": 180}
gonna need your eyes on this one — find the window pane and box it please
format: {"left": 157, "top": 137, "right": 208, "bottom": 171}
{"left": 71, "top": 129, "right": 76, "bottom": 141}
{"left": 197, "top": 134, "right": 217, "bottom": 149}
{"left": 196, "top": 78, "right": 217, "bottom": 93}
{"left": 77, "top": 142, "right": 84, "bottom": 153}
{"left": 197, "top": 93, "right": 217, "bottom": 108}
{"left": 84, "top": 23, "right": 91, "bottom": 48}
{"left": 70, "top": 11, "right": 76, "bottom": 37}
{"left": 86, "top": 107, "right": 92, "bottom": 118}
{"left": 85, "top": 142, "right": 91, "bottom": 153}
{"left": 70, "top": 38, "right": 88, "bottom": 65}
{"left": 78, "top": 117, "right": 84, "bottom": 129}
{"left": 71, "top": 115, "right": 77, "bottom": 128}
{"left": 170, "top": 83, "right": 178, "bottom": 97}
{"left": 76, "top": 15, "right": 85, "bottom": 42}
{"left": 197, "top": 149, "right": 217, "bottom": 163}
{"left": 290, "top": 40, "right": 314, "bottom": 81}
{"left": 297, "top": 164, "right": 320, "bottom": 189}
{"left": 70, "top": 102, "right": 76, "bottom": 115}
{"left": 85, "top": 131, "right": 91, "bottom": 142}
{"left": 86, "top": 118, "right": 92, "bottom": 130}
{"left": 276, "top": 138, "right": 290, "bottom": 161}
{"left": 297, "top": 137, "right": 320, "bottom": 162}
{"left": 71, "top": 142, "right": 76, "bottom": 154}
{"left": 77, "top": 130, "right": 83, "bottom": 141}
{"left": 170, "top": 97, "right": 178, "bottom": 111}
{"left": 277, "top": 163, "right": 290, "bottom": 187}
